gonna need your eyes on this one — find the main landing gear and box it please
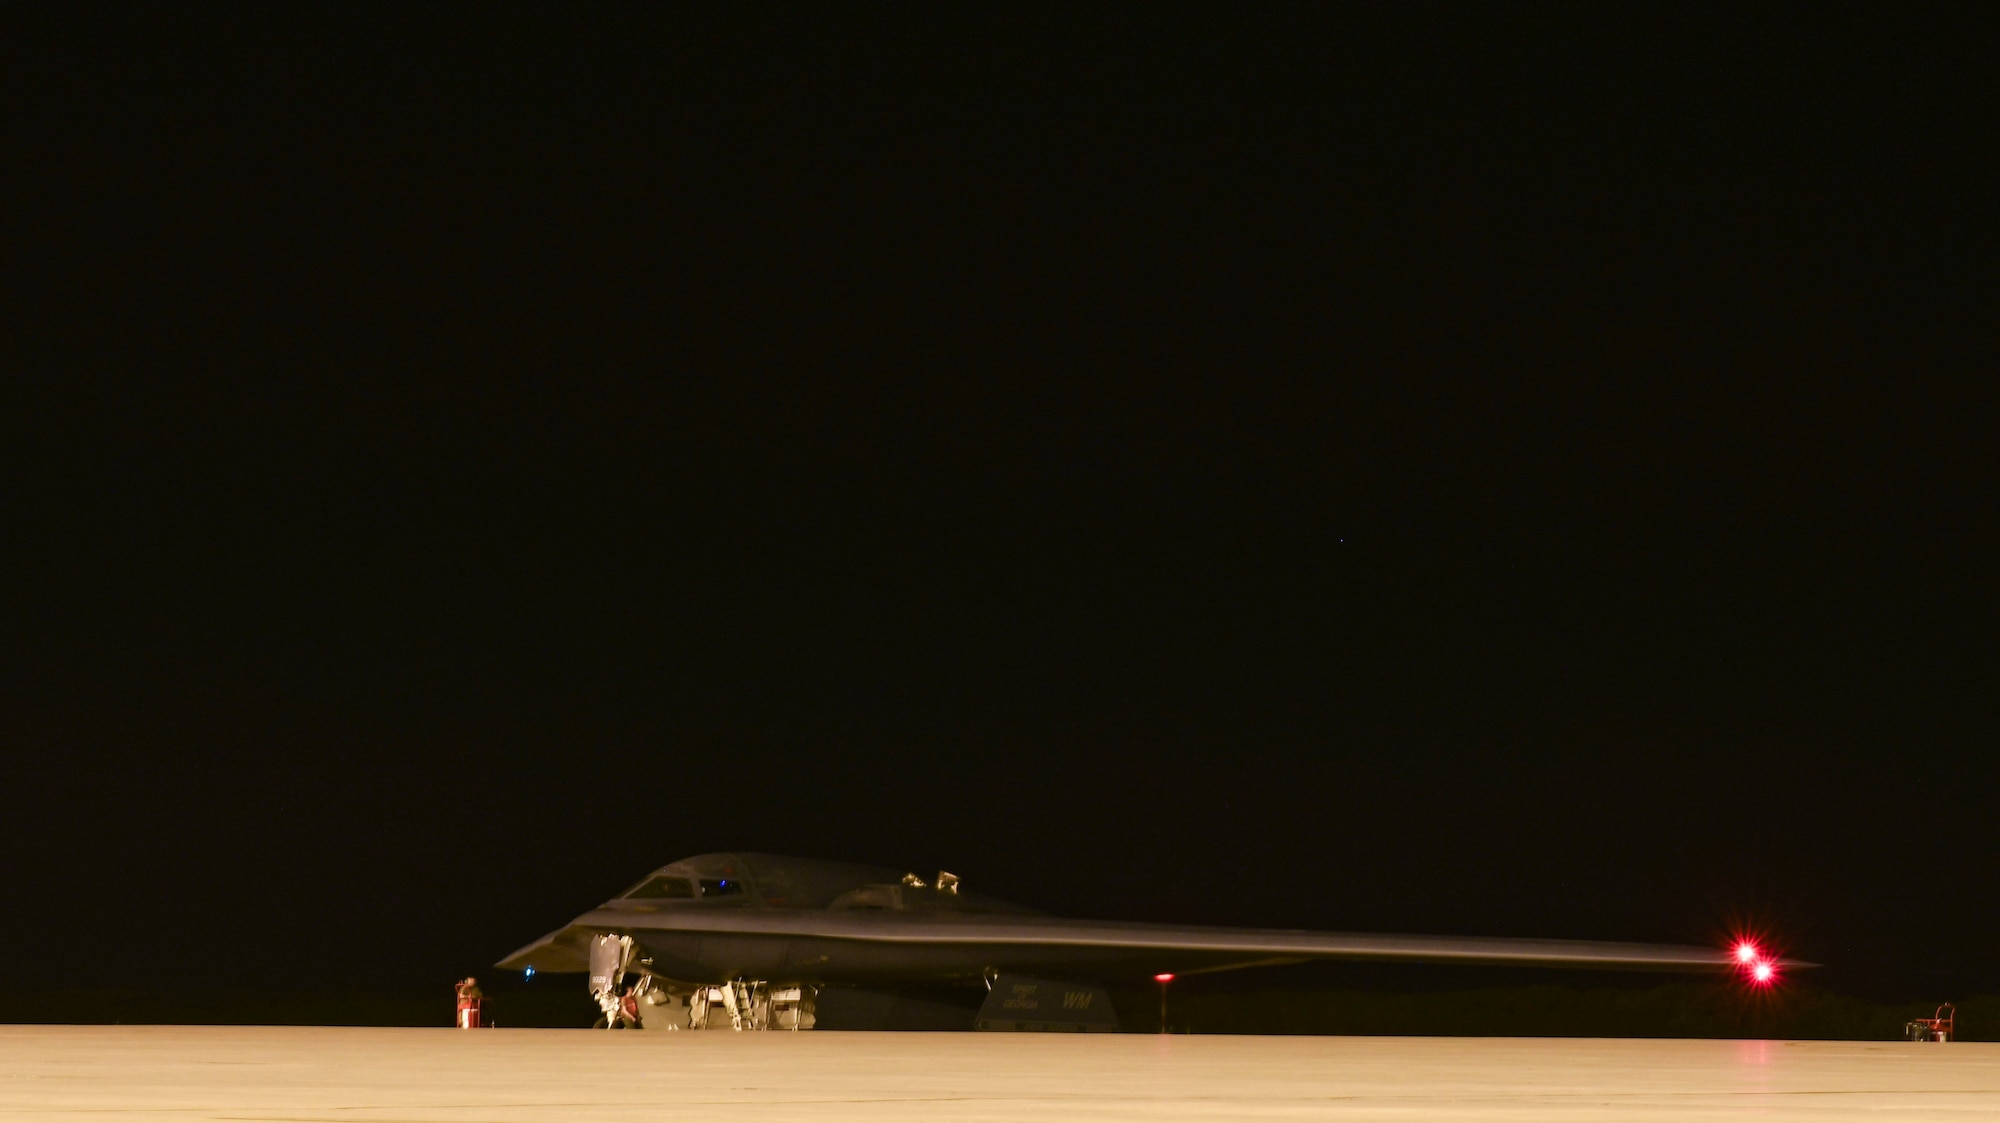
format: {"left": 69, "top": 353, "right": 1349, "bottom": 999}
{"left": 687, "top": 981, "right": 815, "bottom": 1030}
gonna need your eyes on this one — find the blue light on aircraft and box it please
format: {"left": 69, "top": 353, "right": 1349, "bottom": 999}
{"left": 524, "top": 966, "right": 536, "bottom": 979}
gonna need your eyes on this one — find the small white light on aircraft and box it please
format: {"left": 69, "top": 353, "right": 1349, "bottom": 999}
{"left": 524, "top": 966, "right": 536, "bottom": 979}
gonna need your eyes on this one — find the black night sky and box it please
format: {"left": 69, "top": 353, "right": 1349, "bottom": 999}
{"left": 6, "top": 8, "right": 1996, "bottom": 1006}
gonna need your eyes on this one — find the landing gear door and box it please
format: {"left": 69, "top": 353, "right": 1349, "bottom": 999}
{"left": 976, "top": 974, "right": 1120, "bottom": 1032}
{"left": 588, "top": 934, "right": 631, "bottom": 997}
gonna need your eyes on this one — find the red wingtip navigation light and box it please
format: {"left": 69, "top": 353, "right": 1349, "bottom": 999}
{"left": 1729, "top": 935, "right": 1781, "bottom": 988}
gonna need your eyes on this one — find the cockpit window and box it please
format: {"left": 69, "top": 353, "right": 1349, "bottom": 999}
{"left": 699, "top": 878, "right": 744, "bottom": 898}
{"left": 625, "top": 875, "right": 694, "bottom": 899}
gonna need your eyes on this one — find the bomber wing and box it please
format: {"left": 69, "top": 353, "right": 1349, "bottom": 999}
{"left": 542, "top": 906, "right": 1795, "bottom": 972}
{"left": 498, "top": 924, "right": 594, "bottom": 973}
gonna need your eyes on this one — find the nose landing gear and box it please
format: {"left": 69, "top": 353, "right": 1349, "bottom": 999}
{"left": 584, "top": 935, "right": 815, "bottom": 1030}
{"left": 588, "top": 934, "right": 640, "bottom": 1029}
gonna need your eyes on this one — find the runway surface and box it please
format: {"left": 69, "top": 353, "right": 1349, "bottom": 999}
{"left": 2, "top": 1025, "right": 1995, "bottom": 1121}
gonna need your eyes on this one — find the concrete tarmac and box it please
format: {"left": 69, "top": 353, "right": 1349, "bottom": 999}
{"left": 2, "top": 1025, "right": 1996, "bottom": 1121}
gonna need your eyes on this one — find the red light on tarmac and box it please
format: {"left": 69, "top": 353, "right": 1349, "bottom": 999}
{"left": 1154, "top": 973, "right": 1175, "bottom": 983}
{"left": 1752, "top": 961, "right": 1776, "bottom": 984}
{"left": 1734, "top": 941, "right": 1760, "bottom": 963}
